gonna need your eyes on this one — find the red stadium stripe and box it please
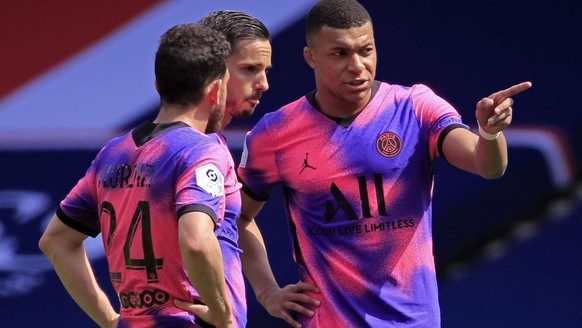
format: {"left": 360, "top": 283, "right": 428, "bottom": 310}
{"left": 0, "top": 0, "right": 164, "bottom": 100}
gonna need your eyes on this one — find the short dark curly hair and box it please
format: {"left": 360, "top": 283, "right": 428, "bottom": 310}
{"left": 305, "top": 0, "right": 372, "bottom": 46}
{"left": 155, "top": 23, "right": 231, "bottom": 106}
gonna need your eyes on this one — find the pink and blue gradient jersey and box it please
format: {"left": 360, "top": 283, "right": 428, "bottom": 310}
{"left": 209, "top": 132, "right": 246, "bottom": 328}
{"left": 57, "top": 121, "right": 241, "bottom": 328}
{"left": 238, "top": 82, "right": 468, "bottom": 327}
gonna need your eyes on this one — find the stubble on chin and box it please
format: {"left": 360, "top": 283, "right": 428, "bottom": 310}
{"left": 236, "top": 108, "right": 254, "bottom": 119}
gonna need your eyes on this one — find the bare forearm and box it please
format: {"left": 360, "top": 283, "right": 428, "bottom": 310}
{"left": 475, "top": 132, "right": 508, "bottom": 179}
{"left": 238, "top": 220, "right": 280, "bottom": 304}
{"left": 39, "top": 216, "right": 118, "bottom": 328}
{"left": 184, "top": 235, "right": 231, "bottom": 312}
{"left": 442, "top": 128, "right": 508, "bottom": 179}
{"left": 179, "top": 222, "right": 232, "bottom": 327}
{"left": 43, "top": 243, "right": 117, "bottom": 328}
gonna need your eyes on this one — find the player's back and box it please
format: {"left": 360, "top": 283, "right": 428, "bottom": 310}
{"left": 90, "top": 121, "right": 228, "bottom": 326}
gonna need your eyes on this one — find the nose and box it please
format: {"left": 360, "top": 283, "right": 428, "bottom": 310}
{"left": 347, "top": 54, "right": 365, "bottom": 74}
{"left": 255, "top": 72, "right": 269, "bottom": 92}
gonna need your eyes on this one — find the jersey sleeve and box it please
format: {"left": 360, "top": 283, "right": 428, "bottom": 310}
{"left": 237, "top": 115, "right": 281, "bottom": 201}
{"left": 58, "top": 156, "right": 102, "bottom": 237}
{"left": 175, "top": 141, "right": 230, "bottom": 227}
{"left": 410, "top": 84, "right": 469, "bottom": 160}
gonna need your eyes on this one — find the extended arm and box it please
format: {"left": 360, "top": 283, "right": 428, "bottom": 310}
{"left": 39, "top": 215, "right": 119, "bottom": 328}
{"left": 442, "top": 81, "right": 532, "bottom": 178}
{"left": 178, "top": 212, "right": 233, "bottom": 328}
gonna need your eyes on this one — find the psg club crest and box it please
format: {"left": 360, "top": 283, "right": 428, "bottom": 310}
{"left": 376, "top": 132, "right": 402, "bottom": 157}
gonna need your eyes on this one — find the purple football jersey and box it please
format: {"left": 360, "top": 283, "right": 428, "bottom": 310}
{"left": 238, "top": 82, "right": 468, "bottom": 327}
{"left": 209, "top": 132, "right": 246, "bottom": 328}
{"left": 58, "top": 121, "right": 241, "bottom": 327}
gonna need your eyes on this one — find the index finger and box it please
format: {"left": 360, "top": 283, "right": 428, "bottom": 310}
{"left": 295, "top": 281, "right": 320, "bottom": 293}
{"left": 494, "top": 81, "right": 533, "bottom": 99}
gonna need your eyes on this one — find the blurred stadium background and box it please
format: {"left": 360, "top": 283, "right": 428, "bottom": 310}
{"left": 0, "top": 0, "right": 580, "bottom": 327}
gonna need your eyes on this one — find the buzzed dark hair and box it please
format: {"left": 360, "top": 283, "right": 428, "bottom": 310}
{"left": 155, "top": 23, "right": 230, "bottom": 106}
{"left": 305, "top": 0, "right": 372, "bottom": 46}
{"left": 198, "top": 10, "right": 270, "bottom": 54}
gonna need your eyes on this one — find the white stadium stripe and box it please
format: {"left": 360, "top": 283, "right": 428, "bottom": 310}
{"left": 0, "top": 0, "right": 315, "bottom": 148}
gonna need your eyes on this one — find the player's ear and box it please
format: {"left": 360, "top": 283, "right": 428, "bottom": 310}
{"left": 304, "top": 46, "right": 316, "bottom": 69}
{"left": 154, "top": 80, "right": 160, "bottom": 93}
{"left": 206, "top": 79, "right": 223, "bottom": 106}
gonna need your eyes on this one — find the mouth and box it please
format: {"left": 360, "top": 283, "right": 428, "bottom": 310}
{"left": 247, "top": 99, "right": 260, "bottom": 107}
{"left": 346, "top": 79, "right": 370, "bottom": 91}
{"left": 349, "top": 78, "right": 367, "bottom": 85}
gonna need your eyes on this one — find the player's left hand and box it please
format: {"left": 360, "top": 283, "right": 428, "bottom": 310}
{"left": 174, "top": 299, "right": 233, "bottom": 328}
{"left": 259, "top": 281, "right": 321, "bottom": 328}
{"left": 475, "top": 81, "right": 532, "bottom": 134}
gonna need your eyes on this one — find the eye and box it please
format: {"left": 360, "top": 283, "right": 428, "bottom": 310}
{"left": 361, "top": 47, "right": 374, "bottom": 55}
{"left": 243, "top": 66, "right": 258, "bottom": 73}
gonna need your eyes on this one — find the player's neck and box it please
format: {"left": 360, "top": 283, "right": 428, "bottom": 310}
{"left": 155, "top": 104, "right": 207, "bottom": 133}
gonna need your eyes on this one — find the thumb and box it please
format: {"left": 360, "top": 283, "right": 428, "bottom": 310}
{"left": 476, "top": 97, "right": 494, "bottom": 112}
{"left": 174, "top": 299, "right": 208, "bottom": 313}
{"left": 174, "top": 299, "right": 211, "bottom": 321}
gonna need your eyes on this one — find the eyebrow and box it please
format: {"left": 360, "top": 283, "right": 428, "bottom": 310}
{"left": 239, "top": 61, "right": 271, "bottom": 68}
{"left": 329, "top": 42, "right": 373, "bottom": 51}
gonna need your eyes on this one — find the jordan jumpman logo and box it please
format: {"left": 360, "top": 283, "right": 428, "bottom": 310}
{"left": 300, "top": 152, "right": 317, "bottom": 174}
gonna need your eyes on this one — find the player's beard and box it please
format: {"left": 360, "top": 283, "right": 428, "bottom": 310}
{"left": 205, "top": 105, "right": 224, "bottom": 134}
{"left": 225, "top": 100, "right": 253, "bottom": 120}
{"left": 234, "top": 106, "right": 254, "bottom": 119}
{"left": 226, "top": 91, "right": 261, "bottom": 119}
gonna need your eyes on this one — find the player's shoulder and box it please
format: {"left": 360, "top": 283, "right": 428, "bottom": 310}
{"left": 175, "top": 134, "right": 230, "bottom": 178}
{"left": 94, "top": 130, "right": 133, "bottom": 158}
{"left": 375, "top": 82, "right": 444, "bottom": 110}
{"left": 252, "top": 96, "right": 308, "bottom": 133}
{"left": 206, "top": 132, "right": 221, "bottom": 144}
{"left": 172, "top": 126, "right": 219, "bottom": 147}
{"left": 378, "top": 81, "right": 434, "bottom": 96}
{"left": 190, "top": 132, "right": 227, "bottom": 155}
{"left": 281, "top": 95, "right": 309, "bottom": 110}
{"left": 164, "top": 129, "right": 228, "bottom": 164}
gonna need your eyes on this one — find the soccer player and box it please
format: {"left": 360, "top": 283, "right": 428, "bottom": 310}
{"left": 175, "top": 10, "right": 320, "bottom": 327}
{"left": 173, "top": 10, "right": 276, "bottom": 328}
{"left": 39, "top": 23, "right": 236, "bottom": 328}
{"left": 236, "top": 0, "right": 532, "bottom": 327}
